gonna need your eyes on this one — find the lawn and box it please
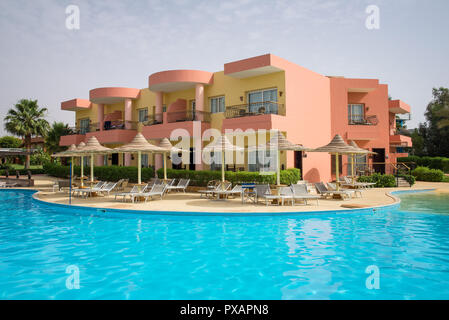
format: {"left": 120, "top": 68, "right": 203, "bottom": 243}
{"left": 8, "top": 164, "right": 43, "bottom": 170}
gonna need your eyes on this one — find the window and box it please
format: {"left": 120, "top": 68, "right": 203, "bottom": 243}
{"left": 248, "top": 150, "right": 277, "bottom": 172}
{"left": 331, "top": 154, "right": 343, "bottom": 175}
{"left": 348, "top": 104, "right": 365, "bottom": 124}
{"left": 248, "top": 89, "right": 278, "bottom": 114}
{"left": 79, "top": 118, "right": 90, "bottom": 134}
{"left": 210, "top": 96, "right": 225, "bottom": 113}
{"left": 141, "top": 154, "right": 149, "bottom": 168}
{"left": 138, "top": 108, "right": 148, "bottom": 123}
{"left": 346, "top": 154, "right": 367, "bottom": 175}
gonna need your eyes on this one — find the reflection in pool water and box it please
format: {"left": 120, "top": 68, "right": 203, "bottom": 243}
{"left": 0, "top": 189, "right": 449, "bottom": 299}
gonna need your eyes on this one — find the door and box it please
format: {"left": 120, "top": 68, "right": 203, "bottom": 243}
{"left": 372, "top": 148, "right": 385, "bottom": 174}
{"left": 294, "top": 151, "right": 303, "bottom": 177}
{"left": 189, "top": 147, "right": 195, "bottom": 171}
{"left": 111, "top": 153, "right": 119, "bottom": 165}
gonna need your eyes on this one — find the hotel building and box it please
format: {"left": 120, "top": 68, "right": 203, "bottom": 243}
{"left": 60, "top": 54, "right": 412, "bottom": 182}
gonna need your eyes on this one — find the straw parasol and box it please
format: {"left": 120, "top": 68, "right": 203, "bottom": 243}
{"left": 72, "top": 137, "right": 112, "bottom": 184}
{"left": 203, "top": 135, "right": 244, "bottom": 184}
{"left": 348, "top": 140, "right": 376, "bottom": 183}
{"left": 311, "top": 134, "right": 359, "bottom": 190}
{"left": 250, "top": 130, "right": 310, "bottom": 186}
{"left": 157, "top": 138, "right": 184, "bottom": 181}
{"left": 113, "top": 133, "right": 164, "bottom": 185}
{"left": 52, "top": 144, "right": 78, "bottom": 178}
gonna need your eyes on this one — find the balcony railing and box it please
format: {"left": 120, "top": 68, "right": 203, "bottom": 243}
{"left": 91, "top": 120, "right": 138, "bottom": 131}
{"left": 348, "top": 115, "right": 378, "bottom": 125}
{"left": 225, "top": 101, "right": 284, "bottom": 119}
{"left": 141, "top": 114, "right": 163, "bottom": 126}
{"left": 166, "top": 110, "right": 211, "bottom": 123}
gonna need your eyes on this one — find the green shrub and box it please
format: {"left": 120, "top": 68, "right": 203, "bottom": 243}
{"left": 398, "top": 156, "right": 449, "bottom": 173}
{"left": 357, "top": 173, "right": 396, "bottom": 187}
{"left": 398, "top": 174, "right": 416, "bottom": 186}
{"left": 0, "top": 167, "right": 45, "bottom": 176}
{"left": 156, "top": 168, "right": 301, "bottom": 187}
{"left": 411, "top": 166, "right": 444, "bottom": 182}
{"left": 43, "top": 163, "right": 154, "bottom": 182}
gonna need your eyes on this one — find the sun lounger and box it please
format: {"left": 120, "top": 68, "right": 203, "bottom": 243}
{"left": 77, "top": 181, "right": 114, "bottom": 198}
{"left": 254, "top": 184, "right": 280, "bottom": 206}
{"left": 136, "top": 184, "right": 168, "bottom": 203}
{"left": 114, "top": 184, "right": 148, "bottom": 202}
{"left": 314, "top": 182, "right": 352, "bottom": 200}
{"left": 291, "top": 184, "right": 320, "bottom": 205}
{"left": 72, "top": 181, "right": 106, "bottom": 197}
{"left": 198, "top": 181, "right": 231, "bottom": 198}
{"left": 213, "top": 184, "right": 243, "bottom": 200}
{"left": 327, "top": 182, "right": 362, "bottom": 198}
{"left": 341, "top": 176, "right": 376, "bottom": 189}
{"left": 166, "top": 178, "right": 190, "bottom": 193}
{"left": 0, "top": 182, "right": 17, "bottom": 188}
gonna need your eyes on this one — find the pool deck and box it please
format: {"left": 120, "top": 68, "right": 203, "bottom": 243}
{"left": 20, "top": 175, "right": 449, "bottom": 214}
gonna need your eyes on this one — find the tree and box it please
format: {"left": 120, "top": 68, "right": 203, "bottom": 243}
{"left": 0, "top": 136, "right": 23, "bottom": 148}
{"left": 420, "top": 88, "right": 449, "bottom": 157}
{"left": 4, "top": 99, "right": 50, "bottom": 168}
{"left": 45, "top": 122, "right": 73, "bottom": 159}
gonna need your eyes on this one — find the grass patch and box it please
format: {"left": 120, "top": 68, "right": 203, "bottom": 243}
{"left": 8, "top": 164, "right": 43, "bottom": 170}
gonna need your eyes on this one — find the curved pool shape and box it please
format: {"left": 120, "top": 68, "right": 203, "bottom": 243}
{"left": 1, "top": 189, "right": 449, "bottom": 299}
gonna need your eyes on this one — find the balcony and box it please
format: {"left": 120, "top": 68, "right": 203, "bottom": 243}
{"left": 348, "top": 115, "right": 378, "bottom": 126}
{"left": 59, "top": 120, "right": 138, "bottom": 146}
{"left": 390, "top": 134, "right": 412, "bottom": 147}
{"left": 225, "top": 101, "right": 284, "bottom": 119}
{"left": 167, "top": 110, "right": 211, "bottom": 123}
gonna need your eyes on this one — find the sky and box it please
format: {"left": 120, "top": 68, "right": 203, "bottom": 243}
{"left": 0, "top": 0, "right": 448, "bottom": 135}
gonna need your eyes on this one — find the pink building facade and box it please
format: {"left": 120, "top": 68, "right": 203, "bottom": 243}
{"left": 59, "top": 54, "right": 412, "bottom": 182}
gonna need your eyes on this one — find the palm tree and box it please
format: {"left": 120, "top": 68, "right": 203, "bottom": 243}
{"left": 4, "top": 99, "right": 50, "bottom": 168}
{"left": 45, "top": 122, "right": 73, "bottom": 160}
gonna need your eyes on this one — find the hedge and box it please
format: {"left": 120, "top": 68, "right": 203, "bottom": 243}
{"left": 411, "top": 166, "right": 444, "bottom": 182}
{"left": 156, "top": 168, "right": 301, "bottom": 187}
{"left": 398, "top": 156, "right": 449, "bottom": 173}
{"left": 357, "top": 173, "right": 397, "bottom": 187}
{"left": 43, "top": 163, "right": 301, "bottom": 186}
{"left": 43, "top": 163, "right": 154, "bottom": 183}
{"left": 0, "top": 168, "right": 45, "bottom": 176}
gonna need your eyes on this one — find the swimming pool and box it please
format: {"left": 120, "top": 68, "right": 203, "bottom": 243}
{"left": 1, "top": 189, "right": 449, "bottom": 299}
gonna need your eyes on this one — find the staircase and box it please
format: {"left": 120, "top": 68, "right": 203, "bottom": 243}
{"left": 396, "top": 177, "right": 411, "bottom": 187}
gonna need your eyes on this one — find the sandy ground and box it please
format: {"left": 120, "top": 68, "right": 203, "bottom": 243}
{"left": 25, "top": 175, "right": 449, "bottom": 213}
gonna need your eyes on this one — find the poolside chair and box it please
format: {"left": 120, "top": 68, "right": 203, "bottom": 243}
{"left": 327, "top": 182, "right": 362, "bottom": 198}
{"left": 341, "top": 176, "right": 376, "bottom": 189}
{"left": 254, "top": 184, "right": 280, "bottom": 206}
{"left": 77, "top": 181, "right": 114, "bottom": 198}
{"left": 314, "top": 182, "right": 352, "bottom": 200}
{"left": 166, "top": 178, "right": 190, "bottom": 193}
{"left": 277, "top": 186, "right": 295, "bottom": 206}
{"left": 291, "top": 184, "right": 320, "bottom": 205}
{"left": 72, "top": 181, "right": 106, "bottom": 197}
{"left": 0, "top": 182, "right": 17, "bottom": 188}
{"left": 137, "top": 183, "right": 168, "bottom": 203}
{"left": 198, "top": 181, "right": 226, "bottom": 198}
{"left": 114, "top": 184, "right": 148, "bottom": 202}
{"left": 213, "top": 184, "right": 243, "bottom": 200}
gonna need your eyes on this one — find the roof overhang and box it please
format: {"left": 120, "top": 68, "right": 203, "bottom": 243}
{"left": 89, "top": 87, "right": 140, "bottom": 104}
{"left": 61, "top": 99, "right": 91, "bottom": 111}
{"left": 224, "top": 54, "right": 284, "bottom": 79}
{"left": 148, "top": 70, "right": 214, "bottom": 92}
{"left": 389, "top": 100, "right": 411, "bottom": 114}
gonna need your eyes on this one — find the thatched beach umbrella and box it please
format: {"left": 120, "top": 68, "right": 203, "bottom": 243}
{"left": 348, "top": 141, "right": 376, "bottom": 183}
{"left": 113, "top": 133, "right": 164, "bottom": 185}
{"left": 250, "top": 130, "right": 310, "bottom": 186}
{"left": 157, "top": 138, "right": 184, "bottom": 181}
{"left": 73, "top": 137, "right": 112, "bottom": 185}
{"left": 312, "top": 134, "right": 359, "bottom": 190}
{"left": 52, "top": 144, "right": 77, "bottom": 177}
{"left": 203, "top": 135, "right": 244, "bottom": 184}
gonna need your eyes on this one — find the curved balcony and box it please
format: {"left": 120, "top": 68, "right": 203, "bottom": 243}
{"left": 148, "top": 70, "right": 214, "bottom": 92}
{"left": 89, "top": 87, "right": 140, "bottom": 104}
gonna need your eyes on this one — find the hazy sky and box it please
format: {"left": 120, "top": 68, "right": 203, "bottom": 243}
{"left": 1, "top": 0, "right": 448, "bottom": 135}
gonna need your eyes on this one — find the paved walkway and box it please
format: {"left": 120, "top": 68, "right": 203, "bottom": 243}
{"left": 32, "top": 180, "right": 449, "bottom": 214}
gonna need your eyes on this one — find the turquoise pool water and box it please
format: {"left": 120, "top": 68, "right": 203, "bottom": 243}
{"left": 1, "top": 189, "right": 449, "bottom": 299}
